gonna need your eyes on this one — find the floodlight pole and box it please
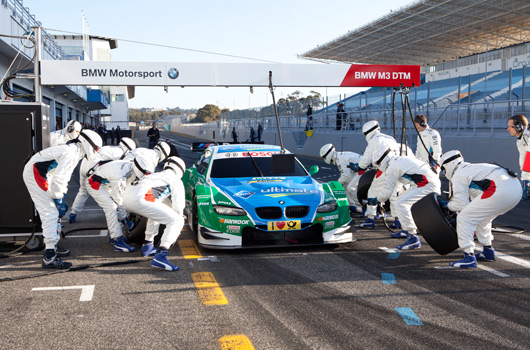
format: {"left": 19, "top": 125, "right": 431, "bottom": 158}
{"left": 268, "top": 71, "right": 285, "bottom": 153}
{"left": 32, "top": 26, "right": 42, "bottom": 103}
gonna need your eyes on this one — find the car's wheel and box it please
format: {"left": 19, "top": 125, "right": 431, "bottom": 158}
{"left": 191, "top": 196, "right": 199, "bottom": 235}
{"left": 124, "top": 213, "right": 163, "bottom": 245}
{"left": 356, "top": 169, "right": 390, "bottom": 211}
{"left": 411, "top": 192, "right": 459, "bottom": 255}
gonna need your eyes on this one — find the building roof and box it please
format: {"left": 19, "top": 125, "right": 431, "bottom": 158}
{"left": 300, "top": 0, "right": 530, "bottom": 66}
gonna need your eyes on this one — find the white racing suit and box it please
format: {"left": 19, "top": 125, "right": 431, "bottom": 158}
{"left": 49, "top": 129, "right": 69, "bottom": 147}
{"left": 516, "top": 128, "right": 530, "bottom": 181}
{"left": 376, "top": 156, "right": 441, "bottom": 234}
{"left": 448, "top": 163, "right": 522, "bottom": 254}
{"left": 335, "top": 151, "right": 363, "bottom": 208}
{"left": 123, "top": 169, "right": 185, "bottom": 248}
{"left": 22, "top": 144, "right": 81, "bottom": 249}
{"left": 359, "top": 133, "right": 397, "bottom": 217}
{"left": 415, "top": 126, "right": 442, "bottom": 173}
{"left": 86, "top": 160, "right": 135, "bottom": 240}
{"left": 70, "top": 146, "right": 125, "bottom": 216}
{"left": 122, "top": 147, "right": 161, "bottom": 164}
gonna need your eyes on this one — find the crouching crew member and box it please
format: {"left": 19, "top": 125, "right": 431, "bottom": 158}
{"left": 86, "top": 154, "right": 157, "bottom": 252}
{"left": 507, "top": 114, "right": 530, "bottom": 200}
{"left": 368, "top": 146, "right": 441, "bottom": 250}
{"left": 123, "top": 157, "right": 186, "bottom": 271}
{"left": 23, "top": 130, "right": 102, "bottom": 269}
{"left": 439, "top": 150, "right": 521, "bottom": 268}
{"left": 319, "top": 143, "right": 363, "bottom": 214}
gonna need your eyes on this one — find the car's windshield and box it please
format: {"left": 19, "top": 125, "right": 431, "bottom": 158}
{"left": 210, "top": 157, "right": 307, "bottom": 178}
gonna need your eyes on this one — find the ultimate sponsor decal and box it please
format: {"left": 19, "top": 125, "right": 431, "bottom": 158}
{"left": 219, "top": 218, "right": 250, "bottom": 225}
{"left": 262, "top": 187, "right": 318, "bottom": 198}
{"left": 267, "top": 220, "right": 301, "bottom": 231}
{"left": 226, "top": 225, "right": 241, "bottom": 234}
{"left": 234, "top": 190, "right": 255, "bottom": 199}
{"left": 318, "top": 214, "right": 339, "bottom": 221}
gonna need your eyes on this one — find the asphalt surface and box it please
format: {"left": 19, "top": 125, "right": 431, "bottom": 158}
{"left": 0, "top": 131, "right": 529, "bottom": 350}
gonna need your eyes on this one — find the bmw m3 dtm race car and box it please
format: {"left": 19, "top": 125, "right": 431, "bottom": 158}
{"left": 183, "top": 143, "right": 354, "bottom": 249}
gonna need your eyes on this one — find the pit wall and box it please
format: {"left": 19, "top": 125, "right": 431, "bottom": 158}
{"left": 172, "top": 124, "right": 520, "bottom": 173}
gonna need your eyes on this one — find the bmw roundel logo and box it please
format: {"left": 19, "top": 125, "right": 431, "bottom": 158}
{"left": 279, "top": 200, "right": 285, "bottom": 205}
{"left": 168, "top": 68, "right": 179, "bottom": 79}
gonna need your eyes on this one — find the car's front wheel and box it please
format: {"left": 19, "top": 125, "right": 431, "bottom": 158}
{"left": 191, "top": 195, "right": 199, "bottom": 236}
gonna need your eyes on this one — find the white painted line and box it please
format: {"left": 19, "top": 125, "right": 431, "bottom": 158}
{"left": 434, "top": 266, "right": 459, "bottom": 270}
{"left": 68, "top": 230, "right": 108, "bottom": 238}
{"left": 478, "top": 265, "right": 510, "bottom": 277}
{"left": 379, "top": 247, "right": 397, "bottom": 253}
{"left": 497, "top": 252, "right": 530, "bottom": 269}
{"left": 0, "top": 265, "right": 15, "bottom": 269}
{"left": 32, "top": 285, "right": 95, "bottom": 302}
{"left": 511, "top": 234, "right": 530, "bottom": 241}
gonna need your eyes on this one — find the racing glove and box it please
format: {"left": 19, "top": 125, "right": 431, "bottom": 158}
{"left": 522, "top": 180, "right": 530, "bottom": 201}
{"left": 120, "top": 218, "right": 136, "bottom": 231}
{"left": 53, "top": 197, "right": 68, "bottom": 218}
{"left": 348, "top": 163, "right": 360, "bottom": 172}
{"left": 365, "top": 197, "right": 379, "bottom": 206}
{"left": 437, "top": 197, "right": 449, "bottom": 209}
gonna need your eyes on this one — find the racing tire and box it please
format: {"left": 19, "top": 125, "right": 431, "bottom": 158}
{"left": 411, "top": 192, "right": 459, "bottom": 255}
{"left": 356, "top": 169, "right": 390, "bottom": 211}
{"left": 124, "top": 213, "right": 163, "bottom": 245}
{"left": 191, "top": 196, "right": 199, "bottom": 236}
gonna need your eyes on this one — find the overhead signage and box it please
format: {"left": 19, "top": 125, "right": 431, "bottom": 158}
{"left": 40, "top": 61, "right": 421, "bottom": 87}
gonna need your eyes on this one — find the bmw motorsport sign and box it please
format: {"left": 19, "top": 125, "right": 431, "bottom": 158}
{"left": 40, "top": 61, "right": 421, "bottom": 87}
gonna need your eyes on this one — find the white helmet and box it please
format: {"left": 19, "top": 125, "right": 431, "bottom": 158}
{"left": 440, "top": 150, "right": 463, "bottom": 180}
{"left": 319, "top": 144, "right": 336, "bottom": 164}
{"left": 119, "top": 137, "right": 136, "bottom": 154}
{"left": 372, "top": 146, "right": 392, "bottom": 171}
{"left": 78, "top": 130, "right": 103, "bottom": 160}
{"left": 132, "top": 154, "right": 156, "bottom": 180}
{"left": 362, "top": 120, "right": 380, "bottom": 141}
{"left": 65, "top": 120, "right": 82, "bottom": 141}
{"left": 164, "top": 156, "right": 186, "bottom": 178}
{"left": 154, "top": 141, "right": 171, "bottom": 162}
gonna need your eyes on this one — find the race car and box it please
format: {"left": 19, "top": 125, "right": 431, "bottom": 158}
{"left": 183, "top": 143, "right": 354, "bottom": 249}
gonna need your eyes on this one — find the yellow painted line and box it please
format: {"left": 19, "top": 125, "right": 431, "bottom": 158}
{"left": 219, "top": 335, "right": 255, "bottom": 350}
{"left": 191, "top": 272, "right": 228, "bottom": 305}
{"left": 178, "top": 239, "right": 203, "bottom": 259}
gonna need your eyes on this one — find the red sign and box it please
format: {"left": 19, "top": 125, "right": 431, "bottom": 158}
{"left": 340, "top": 64, "right": 421, "bottom": 88}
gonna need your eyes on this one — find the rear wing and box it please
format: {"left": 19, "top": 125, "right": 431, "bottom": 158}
{"left": 190, "top": 141, "right": 265, "bottom": 152}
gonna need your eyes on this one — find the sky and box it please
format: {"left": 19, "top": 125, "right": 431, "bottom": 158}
{"left": 23, "top": 0, "right": 413, "bottom": 110}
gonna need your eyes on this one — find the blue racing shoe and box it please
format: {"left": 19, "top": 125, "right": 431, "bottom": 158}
{"left": 68, "top": 213, "right": 77, "bottom": 223}
{"left": 476, "top": 246, "right": 495, "bottom": 262}
{"left": 396, "top": 235, "right": 421, "bottom": 250}
{"left": 389, "top": 218, "right": 401, "bottom": 229}
{"left": 391, "top": 230, "right": 410, "bottom": 239}
{"left": 110, "top": 236, "right": 130, "bottom": 245}
{"left": 42, "top": 249, "right": 72, "bottom": 269}
{"left": 113, "top": 236, "right": 136, "bottom": 252}
{"left": 141, "top": 243, "right": 158, "bottom": 257}
{"left": 359, "top": 218, "right": 375, "bottom": 229}
{"left": 55, "top": 244, "right": 71, "bottom": 257}
{"left": 374, "top": 211, "right": 386, "bottom": 220}
{"left": 151, "top": 251, "right": 179, "bottom": 271}
{"left": 450, "top": 252, "right": 477, "bottom": 268}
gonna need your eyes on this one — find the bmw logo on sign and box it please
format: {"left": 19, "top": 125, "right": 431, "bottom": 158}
{"left": 168, "top": 68, "right": 179, "bottom": 79}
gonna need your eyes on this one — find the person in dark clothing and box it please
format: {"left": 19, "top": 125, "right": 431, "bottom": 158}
{"left": 336, "top": 103, "right": 345, "bottom": 131}
{"left": 115, "top": 125, "right": 121, "bottom": 144}
{"left": 257, "top": 122, "right": 263, "bottom": 142}
{"left": 232, "top": 127, "right": 238, "bottom": 143}
{"left": 250, "top": 126, "right": 256, "bottom": 142}
{"left": 306, "top": 105, "right": 313, "bottom": 131}
{"left": 110, "top": 127, "right": 115, "bottom": 145}
{"left": 147, "top": 122, "right": 160, "bottom": 149}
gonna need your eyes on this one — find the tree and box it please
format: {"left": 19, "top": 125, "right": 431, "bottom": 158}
{"left": 193, "top": 104, "right": 221, "bottom": 122}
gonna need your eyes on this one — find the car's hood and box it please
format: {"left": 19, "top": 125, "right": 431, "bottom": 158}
{"left": 210, "top": 176, "right": 323, "bottom": 211}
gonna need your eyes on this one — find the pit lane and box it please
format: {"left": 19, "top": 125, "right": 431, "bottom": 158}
{"left": 0, "top": 131, "right": 529, "bottom": 349}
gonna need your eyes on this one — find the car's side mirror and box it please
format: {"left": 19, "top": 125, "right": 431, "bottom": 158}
{"left": 308, "top": 165, "right": 319, "bottom": 176}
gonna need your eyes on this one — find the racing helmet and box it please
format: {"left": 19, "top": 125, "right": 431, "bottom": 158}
{"left": 154, "top": 141, "right": 171, "bottom": 162}
{"left": 119, "top": 137, "right": 136, "bottom": 154}
{"left": 440, "top": 150, "right": 463, "bottom": 180}
{"left": 319, "top": 144, "right": 336, "bottom": 164}
{"left": 164, "top": 156, "right": 186, "bottom": 178}
{"left": 132, "top": 154, "right": 156, "bottom": 180}
{"left": 65, "top": 120, "right": 82, "bottom": 141}
{"left": 78, "top": 130, "right": 103, "bottom": 160}
{"left": 372, "top": 146, "right": 392, "bottom": 171}
{"left": 362, "top": 120, "right": 380, "bottom": 141}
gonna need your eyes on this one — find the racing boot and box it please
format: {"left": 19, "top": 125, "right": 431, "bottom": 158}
{"left": 389, "top": 218, "right": 401, "bottom": 229}
{"left": 476, "top": 246, "right": 495, "bottom": 262}
{"left": 110, "top": 236, "right": 130, "bottom": 245}
{"left": 55, "top": 244, "right": 71, "bottom": 257}
{"left": 374, "top": 211, "right": 386, "bottom": 220}
{"left": 450, "top": 252, "right": 477, "bottom": 268}
{"left": 42, "top": 249, "right": 72, "bottom": 269}
{"left": 68, "top": 212, "right": 77, "bottom": 224}
{"left": 113, "top": 236, "right": 136, "bottom": 252}
{"left": 359, "top": 218, "right": 375, "bottom": 229}
{"left": 141, "top": 241, "right": 158, "bottom": 257}
{"left": 151, "top": 250, "right": 179, "bottom": 271}
{"left": 391, "top": 230, "right": 410, "bottom": 239}
{"left": 396, "top": 235, "right": 421, "bottom": 250}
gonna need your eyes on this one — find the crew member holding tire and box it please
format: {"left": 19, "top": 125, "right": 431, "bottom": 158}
{"left": 414, "top": 114, "right": 442, "bottom": 173}
{"left": 123, "top": 156, "right": 186, "bottom": 271}
{"left": 439, "top": 150, "right": 522, "bottom": 268}
{"left": 69, "top": 137, "right": 137, "bottom": 223}
{"left": 23, "top": 130, "right": 102, "bottom": 269}
{"left": 86, "top": 154, "right": 157, "bottom": 253}
{"left": 507, "top": 114, "right": 530, "bottom": 200}
{"left": 319, "top": 143, "right": 363, "bottom": 214}
{"left": 368, "top": 146, "right": 441, "bottom": 250}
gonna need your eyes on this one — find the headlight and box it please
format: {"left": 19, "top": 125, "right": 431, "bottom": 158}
{"left": 317, "top": 200, "right": 338, "bottom": 213}
{"left": 213, "top": 205, "right": 247, "bottom": 216}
